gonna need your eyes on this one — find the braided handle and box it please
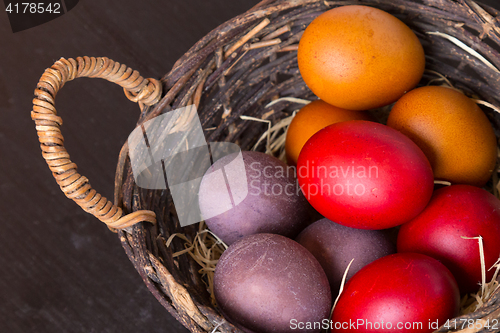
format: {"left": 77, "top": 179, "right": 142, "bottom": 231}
{"left": 31, "top": 56, "right": 162, "bottom": 230}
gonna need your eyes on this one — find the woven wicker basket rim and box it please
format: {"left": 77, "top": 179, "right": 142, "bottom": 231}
{"left": 112, "top": 0, "right": 500, "bottom": 332}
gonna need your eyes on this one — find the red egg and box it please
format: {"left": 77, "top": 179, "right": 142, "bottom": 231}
{"left": 297, "top": 120, "right": 434, "bottom": 229}
{"left": 331, "top": 253, "right": 460, "bottom": 333}
{"left": 397, "top": 185, "right": 500, "bottom": 293}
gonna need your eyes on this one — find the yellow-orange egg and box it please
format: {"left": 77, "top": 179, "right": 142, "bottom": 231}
{"left": 285, "top": 99, "right": 372, "bottom": 165}
{"left": 297, "top": 5, "right": 425, "bottom": 110}
{"left": 387, "top": 86, "right": 497, "bottom": 187}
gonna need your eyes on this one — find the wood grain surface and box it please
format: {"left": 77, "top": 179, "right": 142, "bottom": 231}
{"left": 1, "top": 0, "right": 498, "bottom": 332}
{"left": 1, "top": 1, "right": 257, "bottom": 332}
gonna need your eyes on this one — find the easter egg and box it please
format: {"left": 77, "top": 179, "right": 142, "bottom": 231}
{"left": 199, "top": 151, "right": 311, "bottom": 245}
{"left": 398, "top": 185, "right": 500, "bottom": 293}
{"left": 296, "top": 218, "right": 396, "bottom": 295}
{"left": 297, "top": 120, "right": 434, "bottom": 230}
{"left": 215, "top": 233, "right": 331, "bottom": 333}
{"left": 298, "top": 5, "right": 425, "bottom": 110}
{"left": 387, "top": 86, "right": 497, "bottom": 187}
{"left": 331, "top": 253, "right": 460, "bottom": 333}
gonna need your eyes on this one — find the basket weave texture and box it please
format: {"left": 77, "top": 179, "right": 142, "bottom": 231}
{"left": 33, "top": 0, "right": 500, "bottom": 332}
{"left": 116, "top": 1, "right": 500, "bottom": 332}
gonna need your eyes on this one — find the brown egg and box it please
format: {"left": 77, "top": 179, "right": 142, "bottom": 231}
{"left": 298, "top": 5, "right": 425, "bottom": 110}
{"left": 285, "top": 100, "right": 372, "bottom": 165}
{"left": 387, "top": 86, "right": 497, "bottom": 187}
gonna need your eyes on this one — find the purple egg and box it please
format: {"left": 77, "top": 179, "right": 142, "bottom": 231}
{"left": 215, "top": 233, "right": 332, "bottom": 333}
{"left": 296, "top": 218, "right": 396, "bottom": 296}
{"left": 199, "top": 151, "right": 312, "bottom": 245}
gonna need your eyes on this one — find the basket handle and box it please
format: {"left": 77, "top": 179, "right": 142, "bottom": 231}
{"left": 31, "top": 56, "right": 162, "bottom": 230}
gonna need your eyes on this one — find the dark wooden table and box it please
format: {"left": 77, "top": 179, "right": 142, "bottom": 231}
{"left": 1, "top": 1, "right": 257, "bottom": 332}
{"left": 1, "top": 0, "right": 498, "bottom": 332}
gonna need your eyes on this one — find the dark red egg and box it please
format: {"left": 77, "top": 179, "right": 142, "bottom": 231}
{"left": 331, "top": 253, "right": 460, "bottom": 332}
{"left": 297, "top": 120, "right": 434, "bottom": 229}
{"left": 398, "top": 185, "right": 500, "bottom": 293}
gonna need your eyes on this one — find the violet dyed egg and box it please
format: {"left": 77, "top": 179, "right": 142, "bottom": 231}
{"left": 215, "top": 233, "right": 332, "bottom": 333}
{"left": 296, "top": 218, "right": 395, "bottom": 295}
{"left": 199, "top": 151, "right": 312, "bottom": 245}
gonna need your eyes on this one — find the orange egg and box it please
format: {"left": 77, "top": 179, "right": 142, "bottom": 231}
{"left": 387, "top": 86, "right": 497, "bottom": 187}
{"left": 297, "top": 5, "right": 425, "bottom": 110}
{"left": 285, "top": 99, "right": 372, "bottom": 165}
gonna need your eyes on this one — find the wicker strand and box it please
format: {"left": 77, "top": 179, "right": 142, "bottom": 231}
{"left": 31, "top": 56, "right": 162, "bottom": 229}
{"left": 148, "top": 253, "right": 214, "bottom": 332}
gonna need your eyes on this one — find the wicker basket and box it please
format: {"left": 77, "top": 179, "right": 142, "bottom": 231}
{"left": 31, "top": 0, "right": 500, "bottom": 332}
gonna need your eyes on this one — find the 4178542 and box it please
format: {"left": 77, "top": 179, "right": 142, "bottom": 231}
{"left": 444, "top": 318, "right": 499, "bottom": 330}
{"left": 5, "top": 2, "right": 61, "bottom": 14}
